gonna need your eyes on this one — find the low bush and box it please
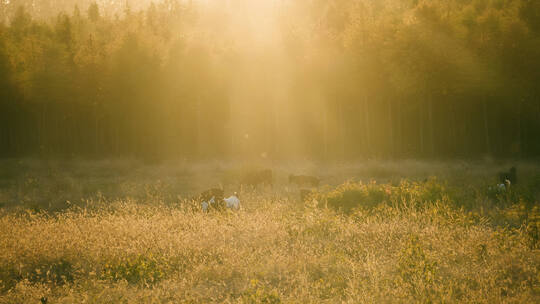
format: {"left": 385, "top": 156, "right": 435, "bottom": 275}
{"left": 101, "top": 254, "right": 166, "bottom": 285}
{"left": 0, "top": 258, "right": 73, "bottom": 291}
{"left": 323, "top": 178, "right": 450, "bottom": 213}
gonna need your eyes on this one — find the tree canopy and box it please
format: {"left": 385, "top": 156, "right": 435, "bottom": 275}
{"left": 0, "top": 0, "right": 539, "bottom": 160}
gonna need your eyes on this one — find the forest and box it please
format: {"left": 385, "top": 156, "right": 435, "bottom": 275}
{"left": 1, "top": 0, "right": 540, "bottom": 160}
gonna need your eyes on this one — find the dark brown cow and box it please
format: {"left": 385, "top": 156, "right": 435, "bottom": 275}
{"left": 195, "top": 188, "right": 225, "bottom": 211}
{"left": 289, "top": 174, "right": 320, "bottom": 187}
{"left": 241, "top": 169, "right": 273, "bottom": 188}
{"left": 196, "top": 188, "right": 224, "bottom": 202}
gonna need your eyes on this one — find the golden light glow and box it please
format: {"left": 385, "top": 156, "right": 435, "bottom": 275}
{"left": 1, "top": 0, "right": 538, "bottom": 159}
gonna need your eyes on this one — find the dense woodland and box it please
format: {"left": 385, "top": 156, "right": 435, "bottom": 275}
{"left": 0, "top": 0, "right": 539, "bottom": 160}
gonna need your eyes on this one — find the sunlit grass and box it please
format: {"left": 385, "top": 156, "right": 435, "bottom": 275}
{"left": 0, "top": 160, "right": 538, "bottom": 303}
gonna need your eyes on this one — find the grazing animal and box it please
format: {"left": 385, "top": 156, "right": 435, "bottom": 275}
{"left": 498, "top": 167, "right": 517, "bottom": 185}
{"left": 289, "top": 174, "right": 320, "bottom": 187}
{"left": 198, "top": 188, "right": 224, "bottom": 201}
{"left": 241, "top": 169, "right": 273, "bottom": 188}
{"left": 196, "top": 188, "right": 224, "bottom": 212}
{"left": 224, "top": 192, "right": 241, "bottom": 210}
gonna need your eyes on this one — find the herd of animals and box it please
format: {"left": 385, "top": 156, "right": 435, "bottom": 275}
{"left": 194, "top": 169, "right": 320, "bottom": 211}
{"left": 194, "top": 166, "right": 519, "bottom": 212}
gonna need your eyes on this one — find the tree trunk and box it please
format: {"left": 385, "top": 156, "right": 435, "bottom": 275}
{"left": 449, "top": 99, "right": 458, "bottom": 156}
{"left": 419, "top": 102, "right": 424, "bottom": 156}
{"left": 41, "top": 102, "right": 47, "bottom": 155}
{"left": 339, "top": 99, "right": 345, "bottom": 158}
{"left": 94, "top": 103, "right": 99, "bottom": 155}
{"left": 517, "top": 98, "right": 522, "bottom": 157}
{"left": 323, "top": 100, "right": 329, "bottom": 160}
{"left": 482, "top": 96, "right": 491, "bottom": 155}
{"left": 273, "top": 97, "right": 279, "bottom": 158}
{"left": 428, "top": 94, "right": 434, "bottom": 157}
{"left": 396, "top": 100, "right": 402, "bottom": 156}
{"left": 387, "top": 97, "right": 394, "bottom": 158}
{"left": 364, "top": 95, "right": 371, "bottom": 157}
{"left": 196, "top": 96, "right": 202, "bottom": 157}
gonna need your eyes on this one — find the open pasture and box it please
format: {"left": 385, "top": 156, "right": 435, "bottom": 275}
{"left": 0, "top": 159, "right": 539, "bottom": 303}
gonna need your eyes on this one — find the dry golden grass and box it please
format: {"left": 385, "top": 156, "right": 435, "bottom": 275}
{"left": 0, "top": 160, "right": 539, "bottom": 303}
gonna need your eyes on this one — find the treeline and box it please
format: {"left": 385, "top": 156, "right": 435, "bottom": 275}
{"left": 1, "top": 0, "right": 539, "bottom": 160}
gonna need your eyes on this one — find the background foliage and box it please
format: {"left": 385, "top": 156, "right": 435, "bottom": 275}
{"left": 1, "top": 0, "right": 539, "bottom": 160}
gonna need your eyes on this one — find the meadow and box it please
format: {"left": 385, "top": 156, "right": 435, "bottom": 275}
{"left": 0, "top": 159, "right": 539, "bottom": 303}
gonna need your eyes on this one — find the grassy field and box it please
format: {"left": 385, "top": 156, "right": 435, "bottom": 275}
{"left": 0, "top": 159, "right": 539, "bottom": 303}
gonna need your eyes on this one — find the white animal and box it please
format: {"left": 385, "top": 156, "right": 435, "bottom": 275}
{"left": 223, "top": 194, "right": 240, "bottom": 210}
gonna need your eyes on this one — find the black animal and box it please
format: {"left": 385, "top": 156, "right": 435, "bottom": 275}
{"left": 41, "top": 297, "right": 47, "bottom": 304}
{"left": 241, "top": 169, "right": 273, "bottom": 188}
{"left": 195, "top": 188, "right": 224, "bottom": 202}
{"left": 289, "top": 174, "right": 320, "bottom": 187}
{"left": 195, "top": 188, "right": 226, "bottom": 211}
{"left": 498, "top": 167, "right": 517, "bottom": 185}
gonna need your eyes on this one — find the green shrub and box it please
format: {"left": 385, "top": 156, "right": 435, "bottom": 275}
{"left": 418, "top": 177, "right": 447, "bottom": 203}
{"left": 397, "top": 235, "right": 440, "bottom": 301}
{"left": 27, "top": 259, "right": 74, "bottom": 285}
{"left": 323, "top": 179, "right": 451, "bottom": 213}
{"left": 0, "top": 258, "right": 74, "bottom": 291}
{"left": 0, "top": 266, "right": 18, "bottom": 291}
{"left": 526, "top": 206, "right": 540, "bottom": 249}
{"left": 325, "top": 181, "right": 390, "bottom": 213}
{"left": 242, "top": 279, "right": 281, "bottom": 304}
{"left": 101, "top": 254, "right": 166, "bottom": 285}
